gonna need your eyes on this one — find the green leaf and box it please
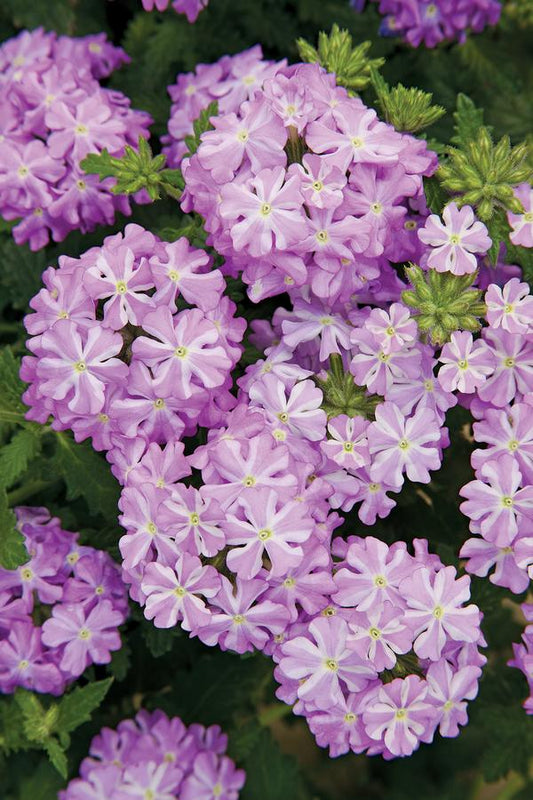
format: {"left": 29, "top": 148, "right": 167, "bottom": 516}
{"left": 52, "top": 433, "right": 120, "bottom": 521}
{"left": 239, "top": 729, "right": 305, "bottom": 800}
{"left": 0, "top": 489, "right": 27, "bottom": 569}
{"left": 451, "top": 93, "right": 487, "bottom": 147}
{"left": 42, "top": 738, "right": 67, "bottom": 780}
{"left": 108, "top": 640, "right": 131, "bottom": 682}
{"left": 478, "top": 704, "right": 533, "bottom": 782}
{"left": 423, "top": 176, "right": 447, "bottom": 214}
{"left": 0, "top": 348, "right": 27, "bottom": 425}
{"left": 0, "top": 238, "right": 47, "bottom": 313}
{"left": 56, "top": 679, "right": 113, "bottom": 735}
{"left": 0, "top": 429, "right": 42, "bottom": 490}
{"left": 16, "top": 760, "right": 64, "bottom": 800}
{"left": 142, "top": 622, "right": 183, "bottom": 658}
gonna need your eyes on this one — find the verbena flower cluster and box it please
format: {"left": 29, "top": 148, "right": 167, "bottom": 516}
{"left": 0, "top": 29, "right": 152, "bottom": 250}
{"left": 0, "top": 507, "right": 128, "bottom": 694}
{"left": 60, "top": 709, "right": 245, "bottom": 799}
{"left": 273, "top": 536, "right": 485, "bottom": 758}
{"left": 139, "top": 0, "right": 209, "bottom": 22}
{"left": 509, "top": 603, "right": 533, "bottom": 715}
{"left": 162, "top": 46, "right": 284, "bottom": 167}
{"left": 350, "top": 0, "right": 501, "bottom": 47}
{"left": 181, "top": 60, "right": 438, "bottom": 303}
{"left": 21, "top": 223, "right": 244, "bottom": 450}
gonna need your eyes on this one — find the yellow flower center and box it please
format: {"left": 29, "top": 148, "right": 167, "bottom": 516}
{"left": 95, "top": 585, "right": 105, "bottom": 595}
{"left": 74, "top": 360, "right": 86, "bottom": 372}
{"left": 243, "top": 475, "right": 256, "bottom": 487}
{"left": 508, "top": 439, "right": 519, "bottom": 451}
{"left": 174, "top": 586, "right": 187, "bottom": 597}
{"left": 260, "top": 203, "right": 272, "bottom": 216}
{"left": 398, "top": 439, "right": 409, "bottom": 450}
{"left": 258, "top": 528, "right": 272, "bottom": 541}
{"left": 115, "top": 280, "right": 127, "bottom": 294}
{"left": 154, "top": 398, "right": 165, "bottom": 409}
{"left": 501, "top": 496, "right": 514, "bottom": 508}
{"left": 75, "top": 124, "right": 88, "bottom": 135}
{"left": 343, "top": 441, "right": 354, "bottom": 452}
{"left": 504, "top": 357, "right": 515, "bottom": 368}
{"left": 458, "top": 359, "right": 468, "bottom": 370}
{"left": 344, "top": 712, "right": 357, "bottom": 723}
{"left": 433, "top": 605, "right": 444, "bottom": 619}
{"left": 524, "top": 211, "right": 533, "bottom": 222}
{"left": 368, "top": 482, "right": 380, "bottom": 493}
{"left": 325, "top": 658, "right": 339, "bottom": 671}
{"left": 449, "top": 233, "right": 461, "bottom": 245}
{"left": 174, "top": 346, "right": 187, "bottom": 358}
{"left": 312, "top": 180, "right": 323, "bottom": 192}
{"left": 17, "top": 165, "right": 29, "bottom": 177}
{"left": 21, "top": 567, "right": 33, "bottom": 581}
{"left": 18, "top": 659, "right": 30, "bottom": 671}
{"left": 351, "top": 137, "right": 364, "bottom": 148}
{"left": 424, "top": 379, "right": 434, "bottom": 391}
{"left": 233, "top": 614, "right": 246, "bottom": 624}
{"left": 371, "top": 202, "right": 383, "bottom": 215}
{"left": 369, "top": 627, "right": 381, "bottom": 640}
{"left": 237, "top": 129, "right": 249, "bottom": 143}
{"left": 76, "top": 179, "right": 86, "bottom": 190}
{"left": 78, "top": 627, "right": 92, "bottom": 640}
{"left": 395, "top": 708, "right": 407, "bottom": 719}
{"left": 404, "top": 220, "right": 417, "bottom": 230}
{"left": 283, "top": 577, "right": 296, "bottom": 588}
{"left": 98, "top": 413, "right": 109, "bottom": 423}
{"left": 147, "top": 521, "right": 157, "bottom": 535}
{"left": 190, "top": 512, "right": 200, "bottom": 525}
{"left": 374, "top": 575, "right": 387, "bottom": 588}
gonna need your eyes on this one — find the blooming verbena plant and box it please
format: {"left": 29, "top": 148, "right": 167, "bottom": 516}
{"left": 0, "top": 507, "right": 128, "bottom": 694}
{"left": 60, "top": 709, "right": 245, "bottom": 799}
{"left": 0, "top": 29, "right": 151, "bottom": 250}
{"left": 350, "top": 0, "right": 502, "bottom": 47}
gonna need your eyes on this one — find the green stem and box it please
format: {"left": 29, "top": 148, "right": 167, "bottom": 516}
{"left": 258, "top": 703, "right": 293, "bottom": 726}
{"left": 7, "top": 479, "right": 58, "bottom": 507}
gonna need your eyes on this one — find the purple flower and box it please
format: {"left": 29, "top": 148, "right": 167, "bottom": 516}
{"left": 132, "top": 307, "right": 232, "bottom": 399}
{"left": 36, "top": 319, "right": 127, "bottom": 414}
{"left": 83, "top": 245, "right": 155, "bottom": 329}
{"left": 349, "top": 601, "right": 412, "bottom": 671}
{"left": 366, "top": 303, "right": 417, "bottom": 354}
{"left": 368, "top": 402, "right": 441, "bottom": 488}
{"left": 460, "top": 454, "right": 533, "bottom": 545}
{"left": 0, "top": 621, "right": 63, "bottom": 694}
{"left": 199, "top": 576, "right": 289, "bottom": 654}
{"left": 141, "top": 553, "right": 220, "bottom": 631}
{"left": 438, "top": 331, "right": 495, "bottom": 393}
{"left": 248, "top": 374, "right": 326, "bottom": 441}
{"left": 418, "top": 203, "right": 491, "bottom": 274}
{"left": 223, "top": 488, "right": 314, "bottom": 578}
{"left": 363, "top": 676, "right": 436, "bottom": 757}
{"left": 220, "top": 166, "right": 306, "bottom": 257}
{"left": 278, "top": 616, "right": 376, "bottom": 709}
{"left": 400, "top": 566, "right": 481, "bottom": 660}
{"left": 426, "top": 661, "right": 482, "bottom": 737}
{"left": 180, "top": 752, "right": 245, "bottom": 800}
{"left": 41, "top": 600, "right": 123, "bottom": 677}
{"left": 485, "top": 278, "right": 533, "bottom": 335}
{"left": 477, "top": 328, "right": 533, "bottom": 407}
{"left": 333, "top": 537, "right": 412, "bottom": 611}
{"left": 320, "top": 414, "right": 370, "bottom": 470}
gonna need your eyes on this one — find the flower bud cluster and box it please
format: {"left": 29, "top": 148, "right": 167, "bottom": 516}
{"left": 0, "top": 29, "right": 152, "bottom": 250}
{"left": 351, "top": 0, "right": 501, "bottom": 48}
{"left": 273, "top": 535, "right": 485, "bottom": 758}
{"left": 60, "top": 708, "right": 245, "bottom": 800}
{"left": 162, "top": 46, "right": 285, "bottom": 166}
{"left": 0, "top": 507, "right": 128, "bottom": 694}
{"left": 21, "top": 224, "right": 244, "bottom": 452}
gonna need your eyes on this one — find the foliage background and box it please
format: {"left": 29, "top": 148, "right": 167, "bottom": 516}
{"left": 0, "top": 1, "right": 532, "bottom": 798}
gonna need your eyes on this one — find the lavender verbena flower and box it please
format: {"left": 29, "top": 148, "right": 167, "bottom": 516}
{"left": 459, "top": 454, "right": 533, "bottom": 546}
{"left": 367, "top": 401, "right": 442, "bottom": 488}
{"left": 418, "top": 202, "right": 491, "bottom": 274}
{"left": 0, "top": 29, "right": 151, "bottom": 250}
{"left": 485, "top": 278, "right": 533, "bottom": 334}
{"left": 60, "top": 709, "right": 245, "bottom": 799}
{"left": 438, "top": 331, "right": 495, "bottom": 393}
{"left": 0, "top": 507, "right": 127, "bottom": 693}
